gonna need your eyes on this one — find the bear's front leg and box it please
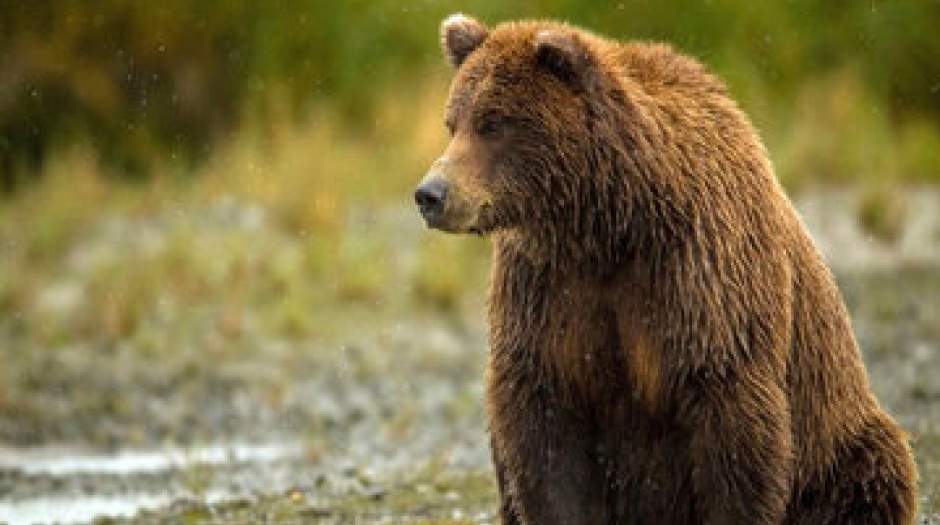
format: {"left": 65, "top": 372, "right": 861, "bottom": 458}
{"left": 685, "top": 366, "right": 793, "bottom": 525}
{"left": 491, "top": 435, "right": 521, "bottom": 525}
{"left": 489, "top": 382, "right": 608, "bottom": 525}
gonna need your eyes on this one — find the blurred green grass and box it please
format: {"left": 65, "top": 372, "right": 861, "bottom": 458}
{"left": 2, "top": 1, "right": 940, "bottom": 184}
{"left": 0, "top": 75, "right": 937, "bottom": 338}
{"left": 0, "top": 77, "right": 492, "bottom": 345}
{"left": 1, "top": 2, "right": 939, "bottom": 333}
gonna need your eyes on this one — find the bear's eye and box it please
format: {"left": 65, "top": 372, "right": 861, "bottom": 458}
{"left": 474, "top": 113, "right": 508, "bottom": 138}
{"left": 477, "top": 118, "right": 499, "bottom": 137}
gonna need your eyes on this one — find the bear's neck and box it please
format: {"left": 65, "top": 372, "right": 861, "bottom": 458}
{"left": 495, "top": 215, "right": 642, "bottom": 278}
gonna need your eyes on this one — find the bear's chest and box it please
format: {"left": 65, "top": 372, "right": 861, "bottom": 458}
{"left": 541, "top": 285, "right": 623, "bottom": 393}
{"left": 488, "top": 257, "right": 666, "bottom": 418}
{"left": 490, "top": 273, "right": 637, "bottom": 405}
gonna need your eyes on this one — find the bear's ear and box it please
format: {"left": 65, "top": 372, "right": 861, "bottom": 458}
{"left": 534, "top": 30, "right": 594, "bottom": 88}
{"left": 441, "top": 13, "right": 489, "bottom": 68}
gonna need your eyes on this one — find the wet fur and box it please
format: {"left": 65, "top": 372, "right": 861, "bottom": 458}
{"left": 435, "top": 16, "right": 918, "bottom": 525}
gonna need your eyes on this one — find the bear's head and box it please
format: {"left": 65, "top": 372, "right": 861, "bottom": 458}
{"left": 415, "top": 14, "right": 629, "bottom": 255}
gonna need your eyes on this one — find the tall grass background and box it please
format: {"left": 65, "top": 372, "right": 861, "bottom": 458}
{"left": 1, "top": 1, "right": 939, "bottom": 342}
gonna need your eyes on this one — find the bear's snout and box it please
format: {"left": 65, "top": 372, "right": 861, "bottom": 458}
{"left": 414, "top": 177, "right": 449, "bottom": 225}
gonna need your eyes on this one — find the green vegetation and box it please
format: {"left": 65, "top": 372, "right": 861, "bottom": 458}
{"left": 0, "top": 78, "right": 493, "bottom": 347}
{"left": 857, "top": 184, "right": 907, "bottom": 243}
{"left": 0, "top": 1, "right": 937, "bottom": 255}
{"left": 0, "top": 2, "right": 937, "bottom": 417}
{"left": 2, "top": 1, "right": 940, "bottom": 187}
{"left": 0, "top": 2, "right": 937, "bottom": 349}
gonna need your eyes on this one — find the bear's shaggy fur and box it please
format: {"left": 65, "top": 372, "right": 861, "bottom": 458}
{"left": 415, "top": 14, "right": 918, "bottom": 525}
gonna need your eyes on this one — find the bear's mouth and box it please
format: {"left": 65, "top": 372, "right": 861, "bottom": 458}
{"left": 418, "top": 200, "right": 497, "bottom": 236}
{"left": 441, "top": 205, "right": 496, "bottom": 236}
{"left": 464, "top": 203, "right": 497, "bottom": 236}
{"left": 449, "top": 223, "right": 492, "bottom": 236}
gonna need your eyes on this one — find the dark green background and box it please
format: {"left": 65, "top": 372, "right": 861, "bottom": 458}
{"left": 2, "top": 1, "right": 939, "bottom": 187}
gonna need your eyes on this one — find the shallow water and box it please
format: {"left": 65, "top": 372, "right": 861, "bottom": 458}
{"left": 0, "top": 494, "right": 177, "bottom": 525}
{"left": 0, "top": 442, "right": 300, "bottom": 525}
{"left": 0, "top": 441, "right": 302, "bottom": 476}
{"left": 0, "top": 490, "right": 243, "bottom": 525}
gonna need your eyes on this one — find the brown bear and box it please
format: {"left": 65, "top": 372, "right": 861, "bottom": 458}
{"left": 414, "top": 14, "right": 918, "bottom": 525}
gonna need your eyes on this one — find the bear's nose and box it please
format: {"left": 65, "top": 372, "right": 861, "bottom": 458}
{"left": 414, "top": 178, "right": 448, "bottom": 220}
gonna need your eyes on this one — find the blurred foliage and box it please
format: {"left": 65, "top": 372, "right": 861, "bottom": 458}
{"left": 1, "top": 0, "right": 939, "bottom": 189}
{"left": 0, "top": 83, "right": 491, "bottom": 347}
{"left": 857, "top": 184, "right": 907, "bottom": 244}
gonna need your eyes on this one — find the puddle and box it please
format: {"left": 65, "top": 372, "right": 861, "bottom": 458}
{"left": 0, "top": 442, "right": 302, "bottom": 525}
{"left": 0, "top": 491, "right": 231, "bottom": 525}
{"left": 0, "top": 441, "right": 303, "bottom": 476}
{"left": 0, "top": 494, "right": 174, "bottom": 524}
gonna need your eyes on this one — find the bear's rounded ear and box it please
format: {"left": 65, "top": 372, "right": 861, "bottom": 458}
{"left": 534, "top": 30, "right": 594, "bottom": 88}
{"left": 441, "top": 13, "right": 489, "bottom": 68}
